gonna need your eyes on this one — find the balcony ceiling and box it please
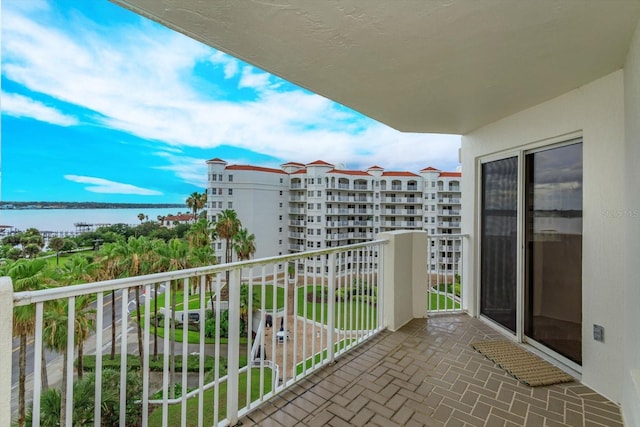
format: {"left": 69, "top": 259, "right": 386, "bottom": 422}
{"left": 111, "top": 0, "right": 640, "bottom": 134}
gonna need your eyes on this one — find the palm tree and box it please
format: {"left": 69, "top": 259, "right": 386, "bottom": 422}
{"left": 48, "top": 237, "right": 65, "bottom": 265}
{"left": 42, "top": 296, "right": 95, "bottom": 424}
{"left": 137, "top": 213, "right": 145, "bottom": 224}
{"left": 215, "top": 209, "right": 241, "bottom": 265}
{"left": 214, "top": 210, "right": 242, "bottom": 301}
{"left": 233, "top": 228, "right": 256, "bottom": 261}
{"left": 151, "top": 238, "right": 190, "bottom": 397}
{"left": 115, "top": 236, "right": 154, "bottom": 358}
{"left": 93, "top": 241, "right": 125, "bottom": 359}
{"left": 6, "top": 258, "right": 49, "bottom": 427}
{"left": 187, "top": 218, "right": 214, "bottom": 250}
{"left": 186, "top": 191, "right": 207, "bottom": 219}
{"left": 55, "top": 256, "right": 95, "bottom": 379}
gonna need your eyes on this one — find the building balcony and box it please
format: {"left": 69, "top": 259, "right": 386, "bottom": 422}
{"left": 2, "top": 232, "right": 623, "bottom": 427}
{"left": 438, "top": 209, "right": 461, "bottom": 216}
{"left": 382, "top": 196, "right": 420, "bottom": 204}
{"left": 382, "top": 220, "right": 423, "bottom": 228}
{"left": 383, "top": 208, "right": 423, "bottom": 216}
{"left": 438, "top": 221, "right": 461, "bottom": 228}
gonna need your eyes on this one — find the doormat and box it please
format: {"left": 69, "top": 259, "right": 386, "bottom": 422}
{"left": 471, "top": 340, "right": 574, "bottom": 387}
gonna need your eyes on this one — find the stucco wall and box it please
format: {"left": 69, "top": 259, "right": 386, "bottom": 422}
{"left": 461, "top": 70, "right": 626, "bottom": 403}
{"left": 623, "top": 17, "right": 640, "bottom": 427}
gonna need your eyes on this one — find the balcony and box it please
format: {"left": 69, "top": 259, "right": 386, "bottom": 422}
{"left": 382, "top": 196, "right": 420, "bottom": 204}
{"left": 384, "top": 208, "right": 422, "bottom": 216}
{"left": 240, "top": 314, "right": 622, "bottom": 427}
{"left": 2, "top": 232, "right": 623, "bottom": 427}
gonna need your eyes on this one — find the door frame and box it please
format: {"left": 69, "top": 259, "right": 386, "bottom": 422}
{"left": 475, "top": 131, "right": 583, "bottom": 374}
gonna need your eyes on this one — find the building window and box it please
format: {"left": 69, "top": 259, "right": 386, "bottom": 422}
{"left": 279, "top": 227, "right": 282, "bottom": 232}
{"left": 280, "top": 178, "right": 283, "bottom": 183}
{"left": 279, "top": 215, "right": 282, "bottom": 220}
{"left": 218, "top": 201, "right": 222, "bottom": 208}
{"left": 279, "top": 190, "right": 283, "bottom": 196}
{"left": 279, "top": 240, "right": 283, "bottom": 244}
{"left": 317, "top": 203, "right": 321, "bottom": 209}
{"left": 279, "top": 202, "right": 283, "bottom": 208}
{"left": 217, "top": 243, "right": 222, "bottom": 249}
{"left": 228, "top": 175, "right": 233, "bottom": 182}
{"left": 316, "top": 242, "right": 321, "bottom": 248}
{"left": 228, "top": 189, "right": 233, "bottom": 195}
{"left": 431, "top": 182, "right": 435, "bottom": 187}
{"left": 317, "top": 216, "right": 321, "bottom": 222}
{"left": 218, "top": 174, "right": 222, "bottom": 181}
{"left": 218, "top": 188, "right": 223, "bottom": 195}
{"left": 212, "top": 174, "right": 217, "bottom": 181}
{"left": 308, "top": 203, "right": 313, "bottom": 210}
{"left": 317, "top": 191, "right": 322, "bottom": 197}
{"left": 228, "top": 202, "right": 233, "bottom": 208}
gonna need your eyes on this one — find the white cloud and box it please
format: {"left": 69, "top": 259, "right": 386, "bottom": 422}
{"left": 210, "top": 51, "right": 239, "bottom": 78}
{"left": 238, "top": 66, "right": 272, "bottom": 90}
{"left": 3, "top": 3, "right": 461, "bottom": 177}
{"left": 1, "top": 92, "right": 78, "bottom": 126}
{"left": 153, "top": 152, "right": 208, "bottom": 188}
{"left": 64, "top": 175, "right": 163, "bottom": 195}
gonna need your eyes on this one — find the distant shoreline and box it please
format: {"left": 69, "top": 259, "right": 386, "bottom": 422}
{"left": 0, "top": 202, "right": 187, "bottom": 210}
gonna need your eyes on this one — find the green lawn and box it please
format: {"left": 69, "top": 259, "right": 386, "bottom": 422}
{"left": 138, "top": 285, "right": 285, "bottom": 344}
{"left": 296, "top": 285, "right": 377, "bottom": 330}
{"left": 147, "top": 367, "right": 273, "bottom": 426}
{"left": 428, "top": 291, "right": 461, "bottom": 310}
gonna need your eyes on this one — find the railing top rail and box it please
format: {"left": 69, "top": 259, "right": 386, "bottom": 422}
{"left": 12, "top": 239, "right": 389, "bottom": 306}
{"left": 427, "top": 234, "right": 468, "bottom": 239}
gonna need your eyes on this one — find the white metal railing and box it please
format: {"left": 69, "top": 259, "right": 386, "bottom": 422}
{"left": 427, "top": 234, "right": 466, "bottom": 313}
{"left": 6, "top": 242, "right": 386, "bottom": 427}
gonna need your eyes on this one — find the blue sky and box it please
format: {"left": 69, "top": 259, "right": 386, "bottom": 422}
{"left": 1, "top": 0, "right": 461, "bottom": 204}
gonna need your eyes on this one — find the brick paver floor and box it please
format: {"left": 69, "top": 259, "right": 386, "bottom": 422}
{"left": 240, "top": 314, "right": 624, "bottom": 427}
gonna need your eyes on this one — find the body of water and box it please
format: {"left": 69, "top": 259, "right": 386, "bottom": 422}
{"left": 0, "top": 208, "right": 187, "bottom": 232}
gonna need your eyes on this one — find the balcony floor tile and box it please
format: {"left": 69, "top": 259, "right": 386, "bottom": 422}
{"left": 240, "top": 314, "right": 624, "bottom": 427}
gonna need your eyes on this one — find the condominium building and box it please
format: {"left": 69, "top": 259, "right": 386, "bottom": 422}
{"left": 206, "top": 158, "right": 461, "bottom": 271}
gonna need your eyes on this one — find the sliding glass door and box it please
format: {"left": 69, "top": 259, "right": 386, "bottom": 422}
{"left": 480, "top": 140, "right": 583, "bottom": 365}
{"left": 480, "top": 157, "right": 518, "bottom": 333}
{"left": 524, "top": 142, "right": 583, "bottom": 364}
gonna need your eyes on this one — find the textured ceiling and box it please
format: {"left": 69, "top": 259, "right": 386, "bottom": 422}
{"left": 111, "top": 0, "right": 640, "bottom": 134}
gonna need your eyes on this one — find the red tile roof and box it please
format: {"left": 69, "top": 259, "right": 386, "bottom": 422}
{"left": 381, "top": 171, "right": 420, "bottom": 177}
{"left": 292, "top": 169, "right": 307, "bottom": 174}
{"left": 327, "top": 169, "right": 371, "bottom": 176}
{"left": 226, "top": 165, "right": 288, "bottom": 174}
{"left": 420, "top": 166, "right": 440, "bottom": 172}
{"left": 282, "top": 161, "right": 306, "bottom": 167}
{"left": 306, "top": 160, "right": 334, "bottom": 167}
{"left": 439, "top": 171, "right": 462, "bottom": 177}
{"left": 367, "top": 165, "right": 384, "bottom": 170}
{"left": 206, "top": 158, "right": 227, "bottom": 163}
{"left": 164, "top": 214, "right": 195, "bottom": 221}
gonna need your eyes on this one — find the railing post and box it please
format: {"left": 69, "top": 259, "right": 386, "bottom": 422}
{"left": 378, "top": 231, "right": 427, "bottom": 331}
{"left": 227, "top": 269, "right": 240, "bottom": 425}
{"left": 327, "top": 253, "right": 336, "bottom": 363}
{"left": 0, "top": 277, "right": 13, "bottom": 427}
